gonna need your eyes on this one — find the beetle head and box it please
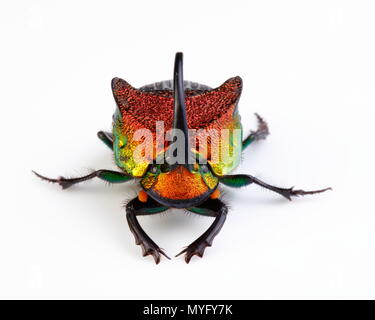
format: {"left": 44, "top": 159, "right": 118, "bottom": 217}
{"left": 141, "top": 162, "right": 218, "bottom": 208}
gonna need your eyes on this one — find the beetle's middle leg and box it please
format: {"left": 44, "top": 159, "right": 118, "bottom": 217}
{"left": 126, "top": 197, "right": 170, "bottom": 264}
{"left": 242, "top": 113, "right": 269, "bottom": 149}
{"left": 177, "top": 198, "right": 228, "bottom": 263}
{"left": 220, "top": 174, "right": 331, "bottom": 200}
{"left": 33, "top": 169, "right": 132, "bottom": 189}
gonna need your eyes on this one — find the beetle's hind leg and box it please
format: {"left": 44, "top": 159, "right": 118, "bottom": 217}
{"left": 177, "top": 198, "right": 228, "bottom": 263}
{"left": 126, "top": 197, "right": 170, "bottom": 264}
{"left": 242, "top": 113, "right": 269, "bottom": 149}
{"left": 97, "top": 131, "right": 114, "bottom": 150}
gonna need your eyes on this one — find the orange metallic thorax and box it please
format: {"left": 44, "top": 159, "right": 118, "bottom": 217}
{"left": 152, "top": 166, "right": 208, "bottom": 200}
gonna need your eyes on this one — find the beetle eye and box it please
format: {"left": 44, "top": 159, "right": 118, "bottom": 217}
{"left": 149, "top": 164, "right": 158, "bottom": 174}
{"left": 160, "top": 164, "right": 171, "bottom": 173}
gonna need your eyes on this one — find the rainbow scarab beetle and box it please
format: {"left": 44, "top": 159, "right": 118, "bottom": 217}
{"left": 34, "top": 53, "right": 330, "bottom": 264}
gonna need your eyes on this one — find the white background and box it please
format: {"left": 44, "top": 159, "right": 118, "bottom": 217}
{"left": 1, "top": 0, "right": 374, "bottom": 299}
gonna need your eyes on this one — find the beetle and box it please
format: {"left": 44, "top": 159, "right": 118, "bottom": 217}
{"left": 34, "top": 52, "right": 331, "bottom": 263}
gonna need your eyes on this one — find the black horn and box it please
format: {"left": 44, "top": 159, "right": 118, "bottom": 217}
{"left": 172, "top": 52, "right": 191, "bottom": 167}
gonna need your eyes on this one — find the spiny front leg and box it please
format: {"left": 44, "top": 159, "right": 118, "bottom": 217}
{"left": 33, "top": 169, "right": 132, "bottom": 189}
{"left": 177, "top": 198, "right": 228, "bottom": 263}
{"left": 126, "top": 197, "right": 170, "bottom": 264}
{"left": 220, "top": 174, "right": 331, "bottom": 200}
{"left": 242, "top": 113, "right": 270, "bottom": 149}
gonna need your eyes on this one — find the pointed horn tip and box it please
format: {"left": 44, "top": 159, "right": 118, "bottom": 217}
{"left": 174, "top": 52, "right": 184, "bottom": 70}
{"left": 111, "top": 77, "right": 134, "bottom": 94}
{"left": 111, "top": 77, "right": 120, "bottom": 86}
{"left": 111, "top": 77, "right": 129, "bottom": 87}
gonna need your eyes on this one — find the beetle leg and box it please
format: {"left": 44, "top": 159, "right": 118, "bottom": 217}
{"left": 242, "top": 113, "right": 269, "bottom": 149}
{"left": 126, "top": 197, "right": 170, "bottom": 264}
{"left": 97, "top": 131, "right": 114, "bottom": 150}
{"left": 220, "top": 174, "right": 331, "bottom": 201}
{"left": 177, "top": 199, "right": 228, "bottom": 263}
{"left": 33, "top": 169, "right": 132, "bottom": 189}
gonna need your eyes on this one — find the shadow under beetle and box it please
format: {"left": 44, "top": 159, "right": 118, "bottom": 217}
{"left": 34, "top": 52, "right": 331, "bottom": 264}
